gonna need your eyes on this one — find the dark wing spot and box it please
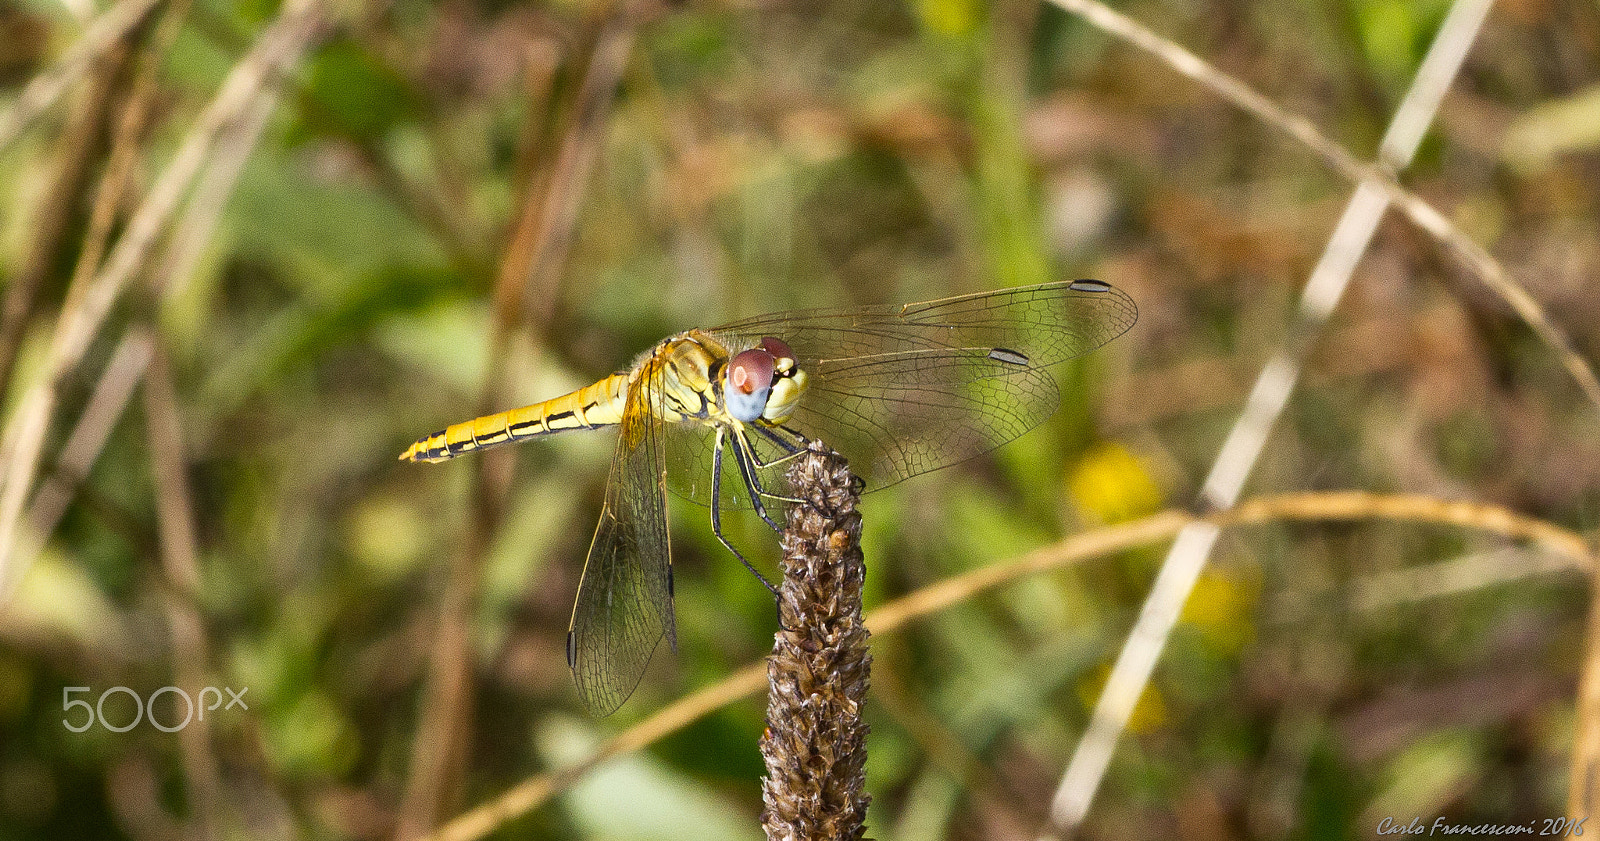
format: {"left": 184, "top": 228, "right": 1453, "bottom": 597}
{"left": 1068, "top": 279, "right": 1112, "bottom": 293}
{"left": 988, "top": 347, "right": 1030, "bottom": 366}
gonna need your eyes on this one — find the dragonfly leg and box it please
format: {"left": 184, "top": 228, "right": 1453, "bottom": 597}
{"left": 754, "top": 424, "right": 819, "bottom": 470}
{"left": 747, "top": 426, "right": 809, "bottom": 480}
{"left": 763, "top": 423, "right": 864, "bottom": 494}
{"left": 754, "top": 424, "right": 803, "bottom": 455}
{"left": 732, "top": 427, "right": 805, "bottom": 522}
{"left": 731, "top": 433, "right": 787, "bottom": 531}
{"left": 712, "top": 428, "right": 779, "bottom": 597}
{"left": 777, "top": 424, "right": 810, "bottom": 446}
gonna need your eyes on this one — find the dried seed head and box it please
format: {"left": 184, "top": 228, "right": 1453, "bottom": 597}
{"left": 759, "top": 441, "right": 871, "bottom": 841}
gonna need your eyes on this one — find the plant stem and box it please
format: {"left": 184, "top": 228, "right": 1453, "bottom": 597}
{"left": 760, "top": 441, "right": 872, "bottom": 841}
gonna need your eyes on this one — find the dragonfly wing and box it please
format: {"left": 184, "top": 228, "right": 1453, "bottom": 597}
{"left": 708, "top": 279, "right": 1135, "bottom": 489}
{"left": 662, "top": 420, "right": 794, "bottom": 510}
{"left": 567, "top": 360, "right": 675, "bottom": 716}
{"left": 789, "top": 347, "right": 1060, "bottom": 489}
{"left": 712, "top": 279, "right": 1137, "bottom": 371}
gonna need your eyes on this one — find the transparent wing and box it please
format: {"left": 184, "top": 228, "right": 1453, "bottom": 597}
{"left": 567, "top": 360, "right": 675, "bottom": 716}
{"left": 662, "top": 419, "right": 795, "bottom": 509}
{"left": 689, "top": 279, "right": 1136, "bottom": 493}
{"left": 662, "top": 354, "right": 1056, "bottom": 502}
{"left": 712, "top": 279, "right": 1136, "bottom": 372}
{"left": 786, "top": 347, "right": 1060, "bottom": 488}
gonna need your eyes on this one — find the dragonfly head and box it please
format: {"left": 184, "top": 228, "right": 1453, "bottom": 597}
{"left": 724, "top": 337, "right": 807, "bottom": 424}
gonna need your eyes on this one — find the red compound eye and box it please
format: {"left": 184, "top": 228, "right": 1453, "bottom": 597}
{"left": 759, "top": 336, "right": 795, "bottom": 365}
{"left": 727, "top": 348, "right": 775, "bottom": 395}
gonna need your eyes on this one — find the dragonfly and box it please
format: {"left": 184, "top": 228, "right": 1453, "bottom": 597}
{"left": 400, "top": 279, "right": 1136, "bottom": 715}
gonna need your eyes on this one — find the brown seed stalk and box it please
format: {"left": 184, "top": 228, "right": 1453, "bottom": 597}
{"left": 760, "top": 441, "right": 872, "bottom": 841}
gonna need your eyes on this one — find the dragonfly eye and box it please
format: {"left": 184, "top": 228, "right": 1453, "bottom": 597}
{"left": 727, "top": 348, "right": 776, "bottom": 395}
{"left": 759, "top": 337, "right": 796, "bottom": 376}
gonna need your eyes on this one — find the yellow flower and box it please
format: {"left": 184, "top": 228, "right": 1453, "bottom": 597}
{"left": 1067, "top": 442, "right": 1163, "bottom": 524}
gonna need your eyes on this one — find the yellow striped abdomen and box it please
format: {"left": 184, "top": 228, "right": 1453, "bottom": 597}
{"left": 400, "top": 373, "right": 630, "bottom": 463}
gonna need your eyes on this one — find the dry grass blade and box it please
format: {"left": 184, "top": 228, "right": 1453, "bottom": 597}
{"left": 5, "top": 2, "right": 1588, "bottom": 836}
{"left": 11, "top": 332, "right": 153, "bottom": 596}
{"left": 1049, "top": 0, "right": 1600, "bottom": 414}
{"left": 419, "top": 664, "right": 768, "bottom": 841}
{"left": 394, "top": 10, "right": 645, "bottom": 838}
{"left": 140, "top": 338, "right": 224, "bottom": 840}
{"left": 1573, "top": 585, "right": 1600, "bottom": 818}
{"left": 0, "top": 35, "right": 131, "bottom": 394}
{"left": 1349, "top": 546, "right": 1581, "bottom": 613}
{"left": 416, "top": 492, "right": 1590, "bottom": 841}
{"left": 45, "top": 0, "right": 321, "bottom": 374}
{"left": 0, "top": 0, "right": 193, "bottom": 588}
{"left": 151, "top": 69, "right": 284, "bottom": 300}
{"left": 0, "top": 0, "right": 164, "bottom": 154}
{"left": 1044, "top": 0, "right": 1539, "bottom": 829}
{"left": 0, "top": 0, "right": 326, "bottom": 605}
{"left": 516, "top": 14, "right": 641, "bottom": 332}
{"left": 2, "top": 1, "right": 295, "bottom": 613}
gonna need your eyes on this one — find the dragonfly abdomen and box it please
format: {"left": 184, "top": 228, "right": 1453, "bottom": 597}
{"left": 399, "top": 373, "right": 629, "bottom": 463}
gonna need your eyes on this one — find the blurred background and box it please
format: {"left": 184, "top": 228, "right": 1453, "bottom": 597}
{"left": 1, "top": 0, "right": 1598, "bottom": 838}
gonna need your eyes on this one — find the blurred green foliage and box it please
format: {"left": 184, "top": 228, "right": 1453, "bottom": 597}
{"left": 0, "top": 0, "right": 1597, "bottom": 839}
